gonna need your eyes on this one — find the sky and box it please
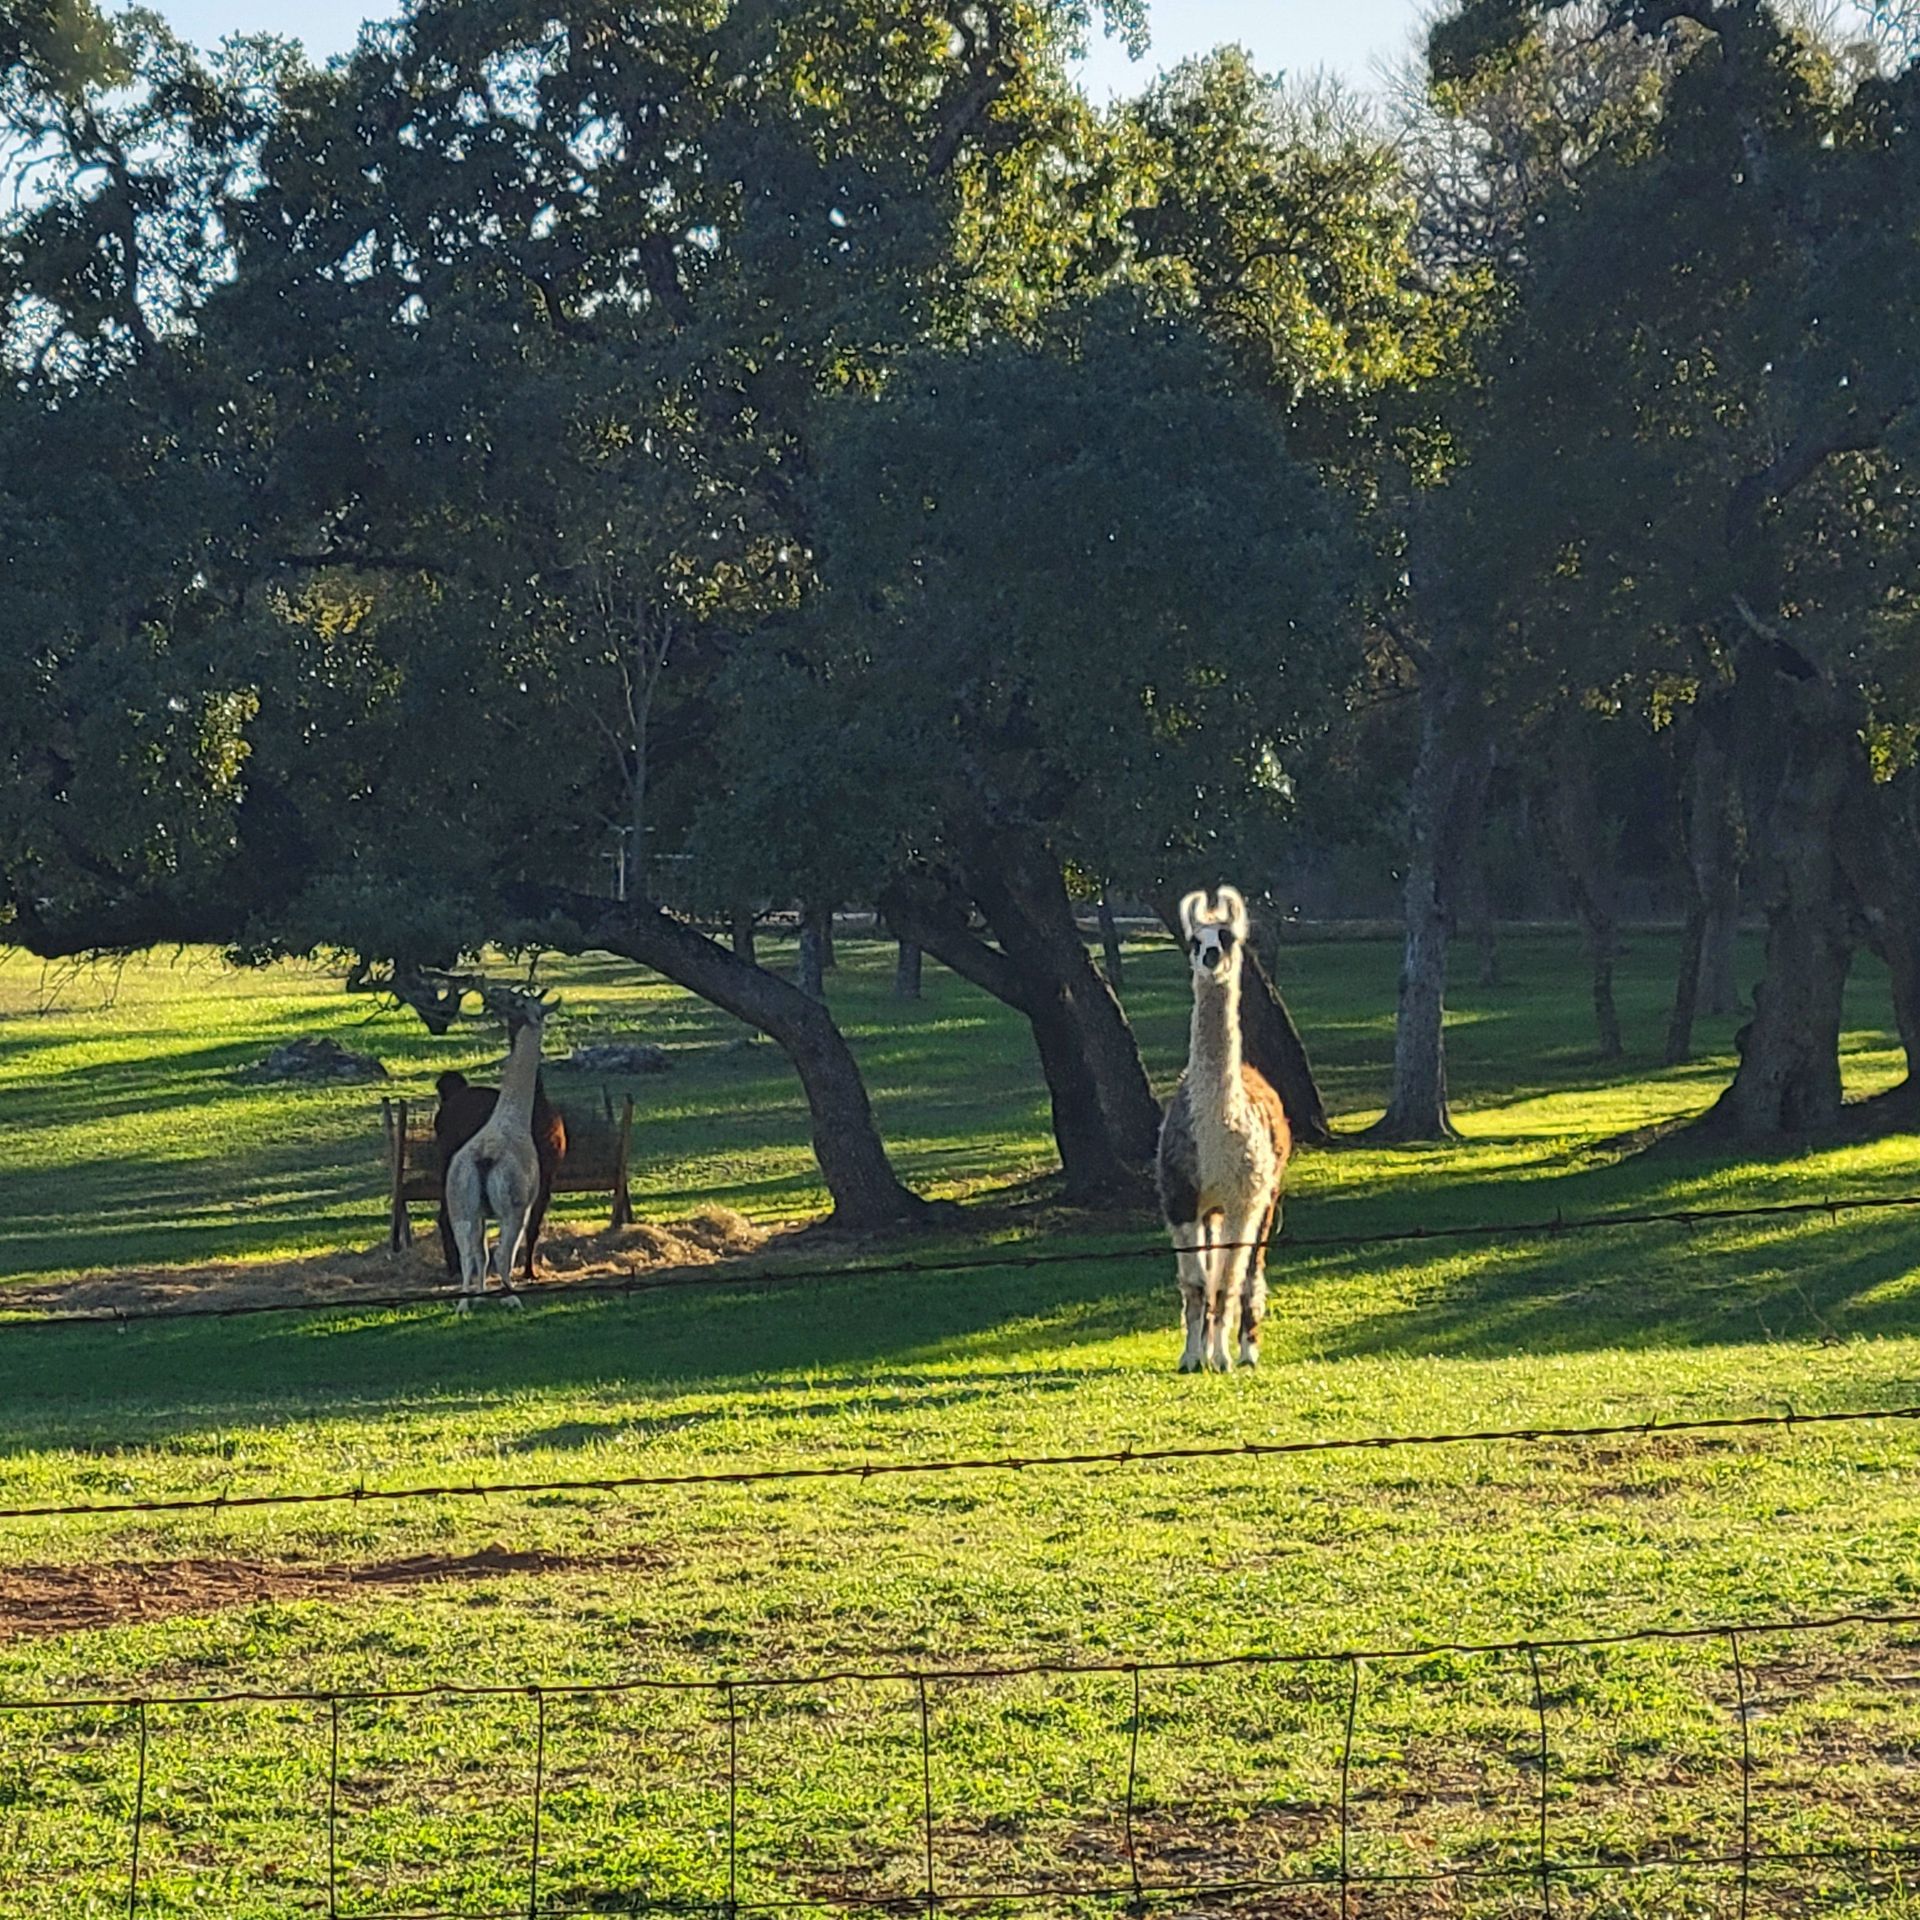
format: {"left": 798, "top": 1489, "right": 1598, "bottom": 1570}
{"left": 149, "top": 0, "right": 1432, "bottom": 98}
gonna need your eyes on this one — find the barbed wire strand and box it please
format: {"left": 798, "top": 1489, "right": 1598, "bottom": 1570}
{"left": 6, "top": 1189, "right": 1918, "bottom": 1336}
{"left": 4, "top": 1398, "right": 1913, "bottom": 1526}
{"left": 4, "top": 1601, "right": 1904, "bottom": 1725}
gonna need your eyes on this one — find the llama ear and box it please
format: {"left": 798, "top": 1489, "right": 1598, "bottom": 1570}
{"left": 1216, "top": 885, "right": 1249, "bottom": 938}
{"left": 1177, "top": 890, "right": 1207, "bottom": 939}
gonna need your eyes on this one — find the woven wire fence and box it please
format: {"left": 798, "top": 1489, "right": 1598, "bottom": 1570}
{"left": 6, "top": 1607, "right": 1917, "bottom": 1917}
{"left": 5, "top": 1197, "right": 1918, "bottom": 1910}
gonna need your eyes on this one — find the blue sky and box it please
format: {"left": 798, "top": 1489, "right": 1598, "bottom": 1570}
{"left": 150, "top": 1, "right": 1430, "bottom": 96}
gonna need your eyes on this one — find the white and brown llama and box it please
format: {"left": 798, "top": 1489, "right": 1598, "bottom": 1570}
{"left": 1156, "top": 886, "right": 1292, "bottom": 1371}
{"left": 444, "top": 985, "right": 555, "bottom": 1312}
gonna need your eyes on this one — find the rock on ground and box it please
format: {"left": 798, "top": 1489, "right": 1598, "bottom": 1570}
{"left": 238, "top": 1036, "right": 389, "bottom": 1083}
{"left": 566, "top": 1041, "right": 673, "bottom": 1074}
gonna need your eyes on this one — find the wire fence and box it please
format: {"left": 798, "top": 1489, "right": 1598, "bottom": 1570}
{"left": 3, "top": 1398, "right": 1916, "bottom": 1525}
{"left": 8, "top": 1193, "right": 1918, "bottom": 1908}
{"left": 4, "top": 1189, "right": 1918, "bottom": 1335}
{"left": 5, "top": 1604, "right": 1914, "bottom": 1917}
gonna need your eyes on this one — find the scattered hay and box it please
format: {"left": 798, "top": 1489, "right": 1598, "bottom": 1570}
{"left": 540, "top": 1207, "right": 765, "bottom": 1274}
{"left": 0, "top": 1209, "right": 771, "bottom": 1320}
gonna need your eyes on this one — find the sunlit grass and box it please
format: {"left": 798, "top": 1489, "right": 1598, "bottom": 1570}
{"left": 0, "top": 929, "right": 1914, "bottom": 1914}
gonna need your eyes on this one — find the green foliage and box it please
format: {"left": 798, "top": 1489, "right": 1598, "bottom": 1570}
{"left": 1427, "top": 0, "right": 1544, "bottom": 91}
{"left": 1436, "top": 1, "right": 1920, "bottom": 669}
{"left": 1121, "top": 51, "right": 1433, "bottom": 442}
{"left": 700, "top": 298, "right": 1356, "bottom": 901}
{"left": 2, "top": 0, "right": 1192, "bottom": 975}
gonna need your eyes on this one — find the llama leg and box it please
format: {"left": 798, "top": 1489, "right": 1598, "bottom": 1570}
{"left": 520, "top": 1179, "right": 551, "bottom": 1281}
{"left": 490, "top": 1169, "right": 530, "bottom": 1308}
{"left": 445, "top": 1159, "right": 487, "bottom": 1315}
{"left": 1201, "top": 1210, "right": 1236, "bottom": 1372}
{"left": 1240, "top": 1193, "right": 1279, "bottom": 1369}
{"left": 495, "top": 1210, "right": 528, "bottom": 1308}
{"left": 452, "top": 1214, "right": 488, "bottom": 1316}
{"left": 1169, "top": 1220, "right": 1209, "bottom": 1372}
{"left": 1210, "top": 1207, "right": 1263, "bottom": 1371}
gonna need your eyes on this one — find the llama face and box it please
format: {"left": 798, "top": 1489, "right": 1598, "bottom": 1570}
{"left": 504, "top": 1002, "right": 549, "bottom": 1043}
{"left": 1187, "top": 921, "right": 1238, "bottom": 981}
{"left": 482, "top": 985, "right": 555, "bottom": 1043}
{"left": 1179, "top": 885, "right": 1249, "bottom": 983}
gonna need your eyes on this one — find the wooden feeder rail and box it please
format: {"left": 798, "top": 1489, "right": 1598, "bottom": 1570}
{"left": 381, "top": 1089, "right": 636, "bottom": 1251}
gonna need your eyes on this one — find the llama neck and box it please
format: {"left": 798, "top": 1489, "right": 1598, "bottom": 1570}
{"left": 494, "top": 1024, "right": 543, "bottom": 1129}
{"left": 1189, "top": 965, "right": 1244, "bottom": 1103}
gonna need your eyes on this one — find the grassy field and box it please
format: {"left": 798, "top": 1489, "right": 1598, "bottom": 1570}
{"left": 0, "top": 929, "right": 1915, "bottom": 1917}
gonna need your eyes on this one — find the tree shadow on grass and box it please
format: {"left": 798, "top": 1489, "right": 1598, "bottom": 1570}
{"left": 0, "top": 1255, "right": 1171, "bottom": 1449}
{"left": 1, "top": 1144, "right": 1916, "bottom": 1456}
{"left": 1296, "top": 1211, "right": 1920, "bottom": 1363}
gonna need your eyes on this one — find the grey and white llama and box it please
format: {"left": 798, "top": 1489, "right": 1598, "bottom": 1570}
{"left": 444, "top": 986, "right": 554, "bottom": 1312}
{"left": 1156, "top": 886, "right": 1293, "bottom": 1371}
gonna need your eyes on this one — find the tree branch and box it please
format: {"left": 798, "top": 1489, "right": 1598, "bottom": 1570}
{"left": 878, "top": 875, "right": 1032, "bottom": 1011}
{"left": 1726, "top": 392, "right": 1917, "bottom": 547}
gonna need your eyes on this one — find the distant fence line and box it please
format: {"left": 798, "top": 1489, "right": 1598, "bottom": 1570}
{"left": 4, "top": 1189, "right": 1917, "bottom": 1337}
{"left": 4, "top": 1604, "right": 1913, "bottom": 1917}
{"left": 1, "top": 1399, "right": 1914, "bottom": 1526}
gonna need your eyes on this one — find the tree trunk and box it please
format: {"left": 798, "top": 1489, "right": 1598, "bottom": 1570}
{"left": 1836, "top": 765, "right": 1920, "bottom": 1101}
{"left": 893, "top": 939, "right": 923, "bottom": 1000}
{"left": 1663, "top": 904, "right": 1707, "bottom": 1067}
{"left": 1666, "top": 690, "right": 1744, "bottom": 1062}
{"left": 1149, "top": 891, "right": 1334, "bottom": 1144}
{"left": 504, "top": 885, "right": 929, "bottom": 1227}
{"left": 1683, "top": 691, "right": 1744, "bottom": 1020}
{"left": 1022, "top": 983, "right": 1146, "bottom": 1200}
{"left": 963, "top": 826, "right": 1163, "bottom": 1165}
{"left": 1372, "top": 663, "right": 1489, "bottom": 1141}
{"left": 797, "top": 903, "right": 830, "bottom": 1000}
{"left": 1096, "top": 891, "right": 1125, "bottom": 994}
{"left": 730, "top": 903, "right": 758, "bottom": 966}
{"left": 1463, "top": 836, "right": 1501, "bottom": 988}
{"left": 819, "top": 906, "right": 837, "bottom": 971}
{"left": 1698, "top": 667, "right": 1855, "bottom": 1138}
{"left": 879, "top": 878, "right": 1141, "bottom": 1202}
{"left": 1700, "top": 894, "right": 1741, "bottom": 1017}
{"left": 1537, "top": 715, "right": 1622, "bottom": 1061}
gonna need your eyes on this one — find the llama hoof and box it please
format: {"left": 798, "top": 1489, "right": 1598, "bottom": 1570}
{"left": 1178, "top": 1352, "right": 1202, "bottom": 1374}
{"left": 1239, "top": 1340, "right": 1260, "bottom": 1369}
{"left": 501, "top": 1291, "right": 524, "bottom": 1311}
{"left": 454, "top": 1297, "right": 473, "bottom": 1317}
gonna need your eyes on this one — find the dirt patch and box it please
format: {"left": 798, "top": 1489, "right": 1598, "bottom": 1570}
{"left": 0, "top": 1544, "right": 663, "bottom": 1642}
{"left": 0, "top": 1207, "right": 771, "bottom": 1319}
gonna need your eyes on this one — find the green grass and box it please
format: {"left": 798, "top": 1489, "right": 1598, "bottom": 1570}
{"left": 0, "top": 930, "right": 1915, "bottom": 1916}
